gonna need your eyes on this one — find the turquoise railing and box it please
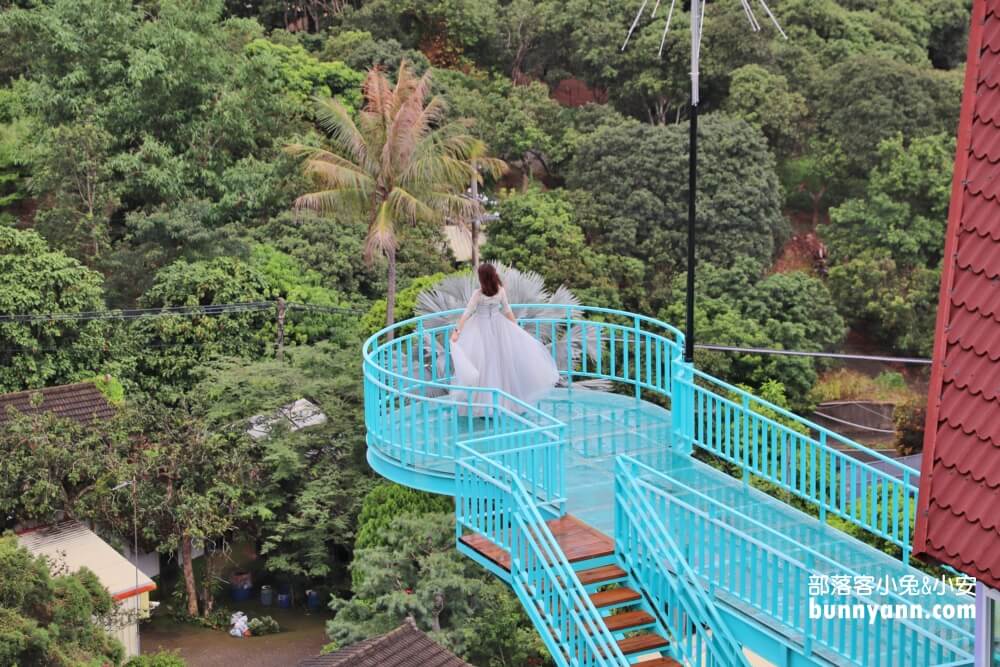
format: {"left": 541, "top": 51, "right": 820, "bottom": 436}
{"left": 616, "top": 456, "right": 750, "bottom": 667}
{"left": 623, "top": 458, "right": 973, "bottom": 666}
{"left": 363, "top": 305, "right": 686, "bottom": 483}
{"left": 672, "top": 367, "right": 919, "bottom": 560}
{"left": 363, "top": 305, "right": 946, "bottom": 666}
{"left": 456, "top": 440, "right": 629, "bottom": 666}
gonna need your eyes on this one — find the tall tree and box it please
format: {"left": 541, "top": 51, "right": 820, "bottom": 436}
{"left": 289, "top": 62, "right": 504, "bottom": 330}
{"left": 0, "top": 227, "right": 110, "bottom": 393}
{"left": 0, "top": 536, "right": 124, "bottom": 666}
{"left": 100, "top": 402, "right": 263, "bottom": 619}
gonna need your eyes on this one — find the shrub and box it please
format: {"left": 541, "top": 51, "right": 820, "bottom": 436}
{"left": 894, "top": 398, "right": 927, "bottom": 455}
{"left": 125, "top": 651, "right": 186, "bottom": 667}
{"left": 248, "top": 615, "right": 281, "bottom": 635}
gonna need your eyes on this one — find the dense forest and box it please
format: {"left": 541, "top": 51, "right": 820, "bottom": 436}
{"left": 0, "top": 0, "right": 969, "bottom": 664}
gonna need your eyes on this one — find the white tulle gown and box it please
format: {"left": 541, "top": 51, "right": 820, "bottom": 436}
{"left": 450, "top": 288, "right": 560, "bottom": 415}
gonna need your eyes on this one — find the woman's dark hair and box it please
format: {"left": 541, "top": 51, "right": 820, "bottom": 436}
{"left": 477, "top": 263, "right": 502, "bottom": 297}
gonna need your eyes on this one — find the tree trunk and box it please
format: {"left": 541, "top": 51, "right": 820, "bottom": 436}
{"left": 810, "top": 186, "right": 827, "bottom": 227}
{"left": 385, "top": 246, "right": 397, "bottom": 336}
{"left": 471, "top": 222, "right": 480, "bottom": 269}
{"left": 470, "top": 172, "right": 480, "bottom": 269}
{"left": 181, "top": 534, "right": 199, "bottom": 617}
{"left": 201, "top": 552, "right": 217, "bottom": 617}
{"left": 431, "top": 592, "right": 444, "bottom": 632}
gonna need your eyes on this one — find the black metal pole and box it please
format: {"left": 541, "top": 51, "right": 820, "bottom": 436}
{"left": 685, "top": 101, "right": 698, "bottom": 363}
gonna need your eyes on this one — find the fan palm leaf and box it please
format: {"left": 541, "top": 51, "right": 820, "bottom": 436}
{"left": 414, "top": 264, "right": 607, "bottom": 391}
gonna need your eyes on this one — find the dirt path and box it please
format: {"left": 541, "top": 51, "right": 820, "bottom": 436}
{"left": 141, "top": 602, "right": 330, "bottom": 667}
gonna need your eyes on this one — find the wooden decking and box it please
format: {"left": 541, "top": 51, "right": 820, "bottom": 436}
{"left": 459, "top": 514, "right": 614, "bottom": 572}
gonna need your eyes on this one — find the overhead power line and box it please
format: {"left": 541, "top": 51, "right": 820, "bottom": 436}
{"left": 695, "top": 344, "right": 932, "bottom": 365}
{"left": 0, "top": 301, "right": 365, "bottom": 324}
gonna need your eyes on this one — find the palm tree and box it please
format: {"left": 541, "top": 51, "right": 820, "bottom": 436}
{"left": 288, "top": 62, "right": 505, "bottom": 332}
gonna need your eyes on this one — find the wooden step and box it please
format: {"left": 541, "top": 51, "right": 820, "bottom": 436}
{"left": 639, "top": 658, "right": 683, "bottom": 667}
{"left": 602, "top": 610, "right": 655, "bottom": 633}
{"left": 576, "top": 564, "right": 627, "bottom": 585}
{"left": 618, "top": 632, "right": 670, "bottom": 655}
{"left": 590, "top": 587, "right": 641, "bottom": 608}
{"left": 460, "top": 514, "right": 614, "bottom": 572}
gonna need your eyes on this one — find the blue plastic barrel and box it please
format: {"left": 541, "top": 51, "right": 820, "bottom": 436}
{"left": 260, "top": 585, "right": 273, "bottom": 606}
{"left": 231, "top": 583, "right": 251, "bottom": 602}
{"left": 306, "top": 589, "right": 320, "bottom": 610}
{"left": 277, "top": 592, "right": 291, "bottom": 608}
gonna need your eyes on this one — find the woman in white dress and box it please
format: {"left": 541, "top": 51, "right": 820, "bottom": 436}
{"left": 449, "top": 264, "right": 560, "bottom": 414}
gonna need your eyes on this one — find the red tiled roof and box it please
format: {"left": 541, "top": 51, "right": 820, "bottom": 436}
{"left": 0, "top": 382, "right": 115, "bottom": 426}
{"left": 297, "top": 619, "right": 471, "bottom": 667}
{"left": 914, "top": 0, "right": 1000, "bottom": 589}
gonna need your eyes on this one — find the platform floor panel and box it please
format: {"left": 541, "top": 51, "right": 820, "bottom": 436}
{"left": 460, "top": 513, "right": 614, "bottom": 571}
{"left": 557, "top": 400, "right": 974, "bottom": 661}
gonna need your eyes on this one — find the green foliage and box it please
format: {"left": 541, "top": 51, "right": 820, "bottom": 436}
{"left": 328, "top": 512, "right": 549, "bottom": 665}
{"left": 809, "top": 369, "right": 915, "bottom": 405}
{"left": 484, "top": 188, "right": 643, "bottom": 309}
{"left": 0, "top": 119, "right": 29, "bottom": 213}
{"left": 100, "top": 400, "right": 263, "bottom": 617}
{"left": 567, "top": 115, "right": 788, "bottom": 301}
{"left": 723, "top": 64, "right": 808, "bottom": 157}
{"left": 29, "top": 122, "right": 121, "bottom": 264}
{"left": 814, "top": 57, "right": 960, "bottom": 183}
{"left": 0, "top": 535, "right": 124, "bottom": 666}
{"left": 360, "top": 273, "right": 449, "bottom": 337}
{"left": 828, "top": 255, "right": 940, "bottom": 356}
{"left": 0, "top": 227, "right": 111, "bottom": 393}
{"left": 249, "top": 244, "right": 358, "bottom": 344}
{"left": 86, "top": 375, "right": 125, "bottom": 405}
{"left": 124, "top": 652, "right": 186, "bottom": 667}
{"left": 344, "top": 0, "right": 500, "bottom": 58}
{"left": 826, "top": 133, "right": 954, "bottom": 270}
{"left": 247, "top": 615, "right": 281, "bottom": 635}
{"left": 244, "top": 38, "right": 363, "bottom": 110}
{"left": 321, "top": 30, "right": 430, "bottom": 73}
{"left": 132, "top": 256, "right": 274, "bottom": 399}
{"left": 435, "top": 69, "right": 572, "bottom": 176}
{"left": 894, "top": 397, "right": 927, "bottom": 455}
{"left": 354, "top": 483, "right": 452, "bottom": 553}
{"left": 821, "top": 132, "right": 952, "bottom": 355}
{"left": 0, "top": 409, "right": 114, "bottom": 527}
{"left": 191, "top": 343, "right": 371, "bottom": 580}
{"left": 661, "top": 262, "right": 844, "bottom": 407}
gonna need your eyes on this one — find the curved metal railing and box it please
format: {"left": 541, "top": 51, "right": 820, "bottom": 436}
{"left": 362, "top": 304, "right": 686, "bottom": 483}
{"left": 364, "top": 304, "right": 954, "bottom": 666}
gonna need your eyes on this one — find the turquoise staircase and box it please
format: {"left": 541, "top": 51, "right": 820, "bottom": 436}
{"left": 363, "top": 305, "right": 976, "bottom": 667}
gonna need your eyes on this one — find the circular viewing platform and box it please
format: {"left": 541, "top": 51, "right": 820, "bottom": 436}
{"left": 362, "top": 305, "right": 686, "bottom": 496}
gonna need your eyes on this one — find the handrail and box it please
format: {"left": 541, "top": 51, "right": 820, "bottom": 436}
{"left": 675, "top": 368, "right": 918, "bottom": 559}
{"left": 363, "top": 304, "right": 686, "bottom": 482}
{"left": 625, "top": 456, "right": 974, "bottom": 645}
{"left": 616, "top": 457, "right": 750, "bottom": 667}
{"left": 689, "top": 367, "right": 915, "bottom": 476}
{"left": 456, "top": 441, "right": 628, "bottom": 666}
{"left": 621, "top": 458, "right": 973, "bottom": 665}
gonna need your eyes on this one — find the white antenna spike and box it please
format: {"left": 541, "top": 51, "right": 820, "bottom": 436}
{"left": 741, "top": 0, "right": 761, "bottom": 32}
{"left": 658, "top": 0, "right": 677, "bottom": 57}
{"left": 697, "top": 0, "right": 707, "bottom": 57}
{"left": 691, "top": 0, "right": 702, "bottom": 105}
{"left": 651, "top": 0, "right": 663, "bottom": 18}
{"left": 757, "top": 0, "right": 788, "bottom": 39}
{"left": 622, "top": 0, "right": 649, "bottom": 51}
